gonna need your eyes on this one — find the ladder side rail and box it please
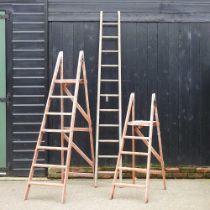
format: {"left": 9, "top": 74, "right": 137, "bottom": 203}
{"left": 95, "top": 11, "right": 103, "bottom": 186}
{"left": 60, "top": 54, "right": 65, "bottom": 182}
{"left": 24, "top": 51, "right": 63, "bottom": 200}
{"left": 81, "top": 56, "right": 95, "bottom": 172}
{"left": 145, "top": 93, "right": 156, "bottom": 203}
{"left": 154, "top": 100, "right": 166, "bottom": 190}
{"left": 117, "top": 11, "right": 122, "bottom": 181}
{"left": 110, "top": 93, "right": 135, "bottom": 199}
{"left": 61, "top": 51, "right": 84, "bottom": 203}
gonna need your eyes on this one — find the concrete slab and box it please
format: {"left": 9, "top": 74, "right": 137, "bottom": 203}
{"left": 0, "top": 179, "right": 209, "bottom": 210}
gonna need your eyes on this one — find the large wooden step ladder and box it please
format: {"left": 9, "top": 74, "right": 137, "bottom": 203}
{"left": 95, "top": 11, "right": 122, "bottom": 186}
{"left": 24, "top": 51, "right": 94, "bottom": 203}
{"left": 110, "top": 93, "right": 166, "bottom": 203}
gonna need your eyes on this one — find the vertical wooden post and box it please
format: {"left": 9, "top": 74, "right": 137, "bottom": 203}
{"left": 144, "top": 94, "right": 155, "bottom": 203}
{"left": 132, "top": 96, "right": 136, "bottom": 184}
{"left": 94, "top": 11, "right": 103, "bottom": 187}
{"left": 155, "top": 105, "right": 166, "bottom": 190}
{"left": 60, "top": 56, "right": 64, "bottom": 182}
{"left": 82, "top": 58, "right": 95, "bottom": 178}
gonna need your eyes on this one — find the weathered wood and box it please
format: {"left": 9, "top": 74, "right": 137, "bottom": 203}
{"left": 110, "top": 93, "right": 166, "bottom": 203}
{"left": 24, "top": 51, "right": 94, "bottom": 203}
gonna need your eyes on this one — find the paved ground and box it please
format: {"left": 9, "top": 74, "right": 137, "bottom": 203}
{"left": 0, "top": 179, "right": 209, "bottom": 210}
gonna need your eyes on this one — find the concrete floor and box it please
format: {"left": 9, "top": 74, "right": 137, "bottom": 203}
{"left": 0, "top": 179, "right": 209, "bottom": 210}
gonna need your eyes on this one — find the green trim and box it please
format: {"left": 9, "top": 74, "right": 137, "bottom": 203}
{"left": 0, "top": 11, "right": 6, "bottom": 168}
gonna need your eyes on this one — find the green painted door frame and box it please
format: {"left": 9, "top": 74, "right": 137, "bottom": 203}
{"left": 0, "top": 11, "right": 6, "bottom": 169}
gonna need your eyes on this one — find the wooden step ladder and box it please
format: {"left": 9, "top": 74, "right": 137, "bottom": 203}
{"left": 24, "top": 51, "right": 94, "bottom": 203}
{"left": 110, "top": 93, "right": 166, "bottom": 203}
{"left": 95, "top": 11, "right": 122, "bottom": 186}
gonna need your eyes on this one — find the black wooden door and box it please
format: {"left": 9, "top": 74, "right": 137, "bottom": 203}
{"left": 49, "top": 21, "right": 210, "bottom": 166}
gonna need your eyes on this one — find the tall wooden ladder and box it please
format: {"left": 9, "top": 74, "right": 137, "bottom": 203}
{"left": 95, "top": 11, "right": 122, "bottom": 186}
{"left": 110, "top": 93, "right": 166, "bottom": 203}
{"left": 24, "top": 51, "right": 95, "bottom": 203}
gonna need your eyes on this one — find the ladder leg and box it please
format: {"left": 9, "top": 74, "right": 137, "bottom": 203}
{"left": 82, "top": 62, "right": 95, "bottom": 180}
{"left": 132, "top": 99, "right": 136, "bottom": 184}
{"left": 144, "top": 137, "right": 152, "bottom": 203}
{"left": 155, "top": 106, "right": 166, "bottom": 190}
{"left": 110, "top": 141, "right": 124, "bottom": 199}
{"left": 24, "top": 138, "right": 42, "bottom": 200}
{"left": 61, "top": 141, "right": 73, "bottom": 203}
{"left": 145, "top": 94, "right": 155, "bottom": 203}
{"left": 110, "top": 93, "right": 135, "bottom": 199}
{"left": 60, "top": 61, "right": 65, "bottom": 182}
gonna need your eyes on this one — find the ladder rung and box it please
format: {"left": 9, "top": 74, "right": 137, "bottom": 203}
{"left": 34, "top": 163, "right": 66, "bottom": 169}
{"left": 46, "top": 112, "right": 72, "bottom": 116}
{"left": 98, "top": 155, "right": 118, "bottom": 158}
{"left": 55, "top": 79, "right": 85, "bottom": 84}
{"left": 121, "top": 151, "right": 148, "bottom": 156}
{"left": 99, "top": 124, "right": 119, "bottom": 127}
{"left": 101, "top": 64, "right": 118, "bottom": 67}
{"left": 114, "top": 183, "right": 145, "bottom": 188}
{"left": 124, "top": 135, "right": 149, "bottom": 140}
{"left": 37, "top": 146, "right": 68, "bottom": 151}
{"left": 103, "top": 22, "right": 118, "bottom": 26}
{"left": 50, "top": 96, "right": 74, "bottom": 99}
{"left": 69, "top": 172, "right": 94, "bottom": 178}
{"left": 100, "top": 94, "right": 119, "bottom": 97}
{"left": 98, "top": 171, "right": 115, "bottom": 174}
{"left": 102, "top": 36, "right": 118, "bottom": 39}
{"left": 102, "top": 50, "right": 118, "bottom": 53}
{"left": 100, "top": 108, "right": 119, "bottom": 112}
{"left": 101, "top": 79, "right": 119, "bottom": 82}
{"left": 99, "top": 139, "right": 119, "bottom": 143}
{"left": 29, "top": 181, "right": 63, "bottom": 187}
{"left": 117, "top": 167, "right": 162, "bottom": 175}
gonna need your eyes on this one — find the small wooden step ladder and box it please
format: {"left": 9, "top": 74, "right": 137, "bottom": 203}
{"left": 110, "top": 93, "right": 166, "bottom": 203}
{"left": 24, "top": 51, "right": 94, "bottom": 203}
{"left": 95, "top": 11, "right": 122, "bottom": 186}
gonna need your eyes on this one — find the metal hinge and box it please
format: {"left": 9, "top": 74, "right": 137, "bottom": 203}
{"left": 0, "top": 14, "right": 9, "bottom": 20}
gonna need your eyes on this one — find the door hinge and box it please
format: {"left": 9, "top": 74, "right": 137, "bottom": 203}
{"left": 0, "top": 14, "right": 9, "bottom": 20}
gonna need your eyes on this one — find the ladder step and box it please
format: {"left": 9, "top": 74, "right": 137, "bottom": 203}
{"left": 99, "top": 139, "right": 119, "bottom": 143}
{"left": 124, "top": 135, "right": 149, "bottom": 140}
{"left": 121, "top": 151, "right": 148, "bottom": 156}
{"left": 114, "top": 183, "right": 145, "bottom": 188}
{"left": 103, "top": 22, "right": 118, "bottom": 26}
{"left": 100, "top": 94, "right": 119, "bottom": 97}
{"left": 98, "top": 171, "right": 115, "bottom": 174}
{"left": 37, "top": 146, "right": 68, "bottom": 151}
{"left": 34, "top": 163, "right": 66, "bottom": 169}
{"left": 117, "top": 167, "right": 162, "bottom": 175}
{"left": 102, "top": 50, "right": 118, "bottom": 53}
{"left": 102, "top": 36, "right": 118, "bottom": 39}
{"left": 100, "top": 108, "right": 119, "bottom": 112}
{"left": 98, "top": 155, "right": 118, "bottom": 158}
{"left": 29, "top": 181, "right": 63, "bottom": 187}
{"left": 101, "top": 79, "right": 119, "bottom": 82}
{"left": 50, "top": 95, "right": 74, "bottom": 99}
{"left": 46, "top": 112, "right": 72, "bottom": 116}
{"left": 128, "top": 120, "right": 158, "bottom": 127}
{"left": 55, "top": 79, "right": 85, "bottom": 84}
{"left": 101, "top": 64, "right": 118, "bottom": 67}
{"left": 99, "top": 124, "right": 119, "bottom": 127}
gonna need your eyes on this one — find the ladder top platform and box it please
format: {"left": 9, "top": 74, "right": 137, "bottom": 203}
{"left": 128, "top": 120, "right": 158, "bottom": 127}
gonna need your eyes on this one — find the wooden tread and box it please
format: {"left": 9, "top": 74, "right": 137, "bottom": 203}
{"left": 128, "top": 120, "right": 158, "bottom": 126}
